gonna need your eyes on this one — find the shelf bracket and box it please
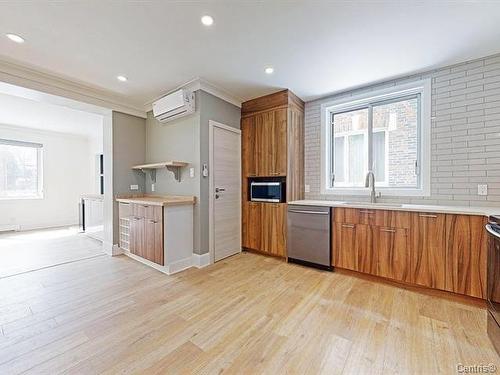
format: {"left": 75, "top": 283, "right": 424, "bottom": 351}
{"left": 166, "top": 166, "right": 181, "bottom": 182}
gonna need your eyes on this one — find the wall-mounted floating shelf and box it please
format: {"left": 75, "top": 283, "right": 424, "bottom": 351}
{"left": 132, "top": 161, "right": 189, "bottom": 183}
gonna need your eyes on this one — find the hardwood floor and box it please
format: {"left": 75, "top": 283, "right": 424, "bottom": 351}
{"left": 0, "top": 251, "right": 498, "bottom": 374}
{"left": 0, "top": 227, "right": 104, "bottom": 278}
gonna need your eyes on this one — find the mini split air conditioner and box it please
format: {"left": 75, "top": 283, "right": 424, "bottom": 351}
{"left": 152, "top": 89, "right": 195, "bottom": 123}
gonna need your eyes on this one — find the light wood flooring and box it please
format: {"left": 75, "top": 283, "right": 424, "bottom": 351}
{"left": 0, "top": 227, "right": 104, "bottom": 278}
{"left": 0, "top": 251, "right": 498, "bottom": 374}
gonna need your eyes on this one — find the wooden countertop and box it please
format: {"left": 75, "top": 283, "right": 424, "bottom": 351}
{"left": 288, "top": 199, "right": 499, "bottom": 217}
{"left": 116, "top": 195, "right": 196, "bottom": 207}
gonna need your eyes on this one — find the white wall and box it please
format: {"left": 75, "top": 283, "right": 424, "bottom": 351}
{"left": 0, "top": 124, "right": 94, "bottom": 230}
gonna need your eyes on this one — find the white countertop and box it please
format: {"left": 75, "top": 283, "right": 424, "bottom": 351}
{"left": 288, "top": 200, "right": 500, "bottom": 217}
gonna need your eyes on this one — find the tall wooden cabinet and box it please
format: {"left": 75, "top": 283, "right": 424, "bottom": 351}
{"left": 241, "top": 90, "right": 305, "bottom": 257}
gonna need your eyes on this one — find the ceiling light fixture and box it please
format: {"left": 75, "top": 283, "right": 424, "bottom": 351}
{"left": 201, "top": 15, "right": 214, "bottom": 26}
{"left": 117, "top": 75, "right": 128, "bottom": 82}
{"left": 6, "top": 33, "right": 25, "bottom": 43}
{"left": 265, "top": 67, "right": 274, "bottom": 74}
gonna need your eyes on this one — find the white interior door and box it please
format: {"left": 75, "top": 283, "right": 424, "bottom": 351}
{"left": 210, "top": 122, "right": 241, "bottom": 262}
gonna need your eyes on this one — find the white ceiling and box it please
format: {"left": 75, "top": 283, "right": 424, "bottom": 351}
{"left": 0, "top": 92, "right": 103, "bottom": 139}
{"left": 1, "top": 1, "right": 500, "bottom": 106}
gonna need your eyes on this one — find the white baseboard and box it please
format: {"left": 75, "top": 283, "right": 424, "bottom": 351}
{"left": 167, "top": 256, "right": 195, "bottom": 274}
{"left": 192, "top": 253, "right": 211, "bottom": 268}
{"left": 0, "top": 224, "right": 20, "bottom": 232}
{"left": 111, "top": 244, "right": 123, "bottom": 256}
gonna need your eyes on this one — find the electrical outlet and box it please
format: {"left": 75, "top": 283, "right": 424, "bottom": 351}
{"left": 478, "top": 184, "right": 488, "bottom": 196}
{"left": 190, "top": 167, "right": 195, "bottom": 178}
{"left": 130, "top": 184, "right": 139, "bottom": 191}
{"left": 305, "top": 184, "right": 310, "bottom": 193}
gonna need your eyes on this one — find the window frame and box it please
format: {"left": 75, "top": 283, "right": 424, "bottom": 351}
{"left": 320, "top": 79, "right": 431, "bottom": 197}
{"left": 0, "top": 139, "right": 44, "bottom": 200}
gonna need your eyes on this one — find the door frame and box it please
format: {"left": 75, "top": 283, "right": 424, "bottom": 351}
{"left": 208, "top": 120, "right": 242, "bottom": 264}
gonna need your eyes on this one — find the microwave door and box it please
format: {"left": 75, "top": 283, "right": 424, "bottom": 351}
{"left": 251, "top": 182, "right": 281, "bottom": 202}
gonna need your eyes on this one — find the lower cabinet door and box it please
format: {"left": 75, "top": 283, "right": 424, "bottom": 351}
{"left": 242, "top": 202, "right": 261, "bottom": 250}
{"left": 145, "top": 218, "right": 164, "bottom": 266}
{"left": 355, "top": 224, "right": 375, "bottom": 274}
{"left": 445, "top": 214, "right": 487, "bottom": 298}
{"left": 130, "top": 216, "right": 145, "bottom": 258}
{"left": 374, "top": 227, "right": 410, "bottom": 282}
{"left": 333, "top": 222, "right": 358, "bottom": 271}
{"left": 261, "top": 203, "right": 287, "bottom": 257}
{"left": 411, "top": 213, "right": 446, "bottom": 290}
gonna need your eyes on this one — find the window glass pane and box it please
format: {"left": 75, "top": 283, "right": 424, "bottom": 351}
{"left": 373, "top": 131, "right": 386, "bottom": 183}
{"left": 333, "top": 137, "right": 344, "bottom": 183}
{"left": 348, "top": 134, "right": 365, "bottom": 186}
{"left": 373, "top": 97, "right": 418, "bottom": 188}
{"left": 332, "top": 108, "right": 368, "bottom": 187}
{"left": 0, "top": 144, "right": 40, "bottom": 198}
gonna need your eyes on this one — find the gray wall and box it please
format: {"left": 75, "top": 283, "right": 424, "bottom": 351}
{"left": 112, "top": 111, "right": 146, "bottom": 243}
{"left": 198, "top": 91, "right": 241, "bottom": 254}
{"left": 305, "top": 53, "right": 500, "bottom": 207}
{"left": 145, "top": 93, "right": 201, "bottom": 252}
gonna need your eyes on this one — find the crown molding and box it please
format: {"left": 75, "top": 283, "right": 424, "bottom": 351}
{"left": 0, "top": 59, "right": 147, "bottom": 118}
{"left": 143, "top": 77, "right": 243, "bottom": 112}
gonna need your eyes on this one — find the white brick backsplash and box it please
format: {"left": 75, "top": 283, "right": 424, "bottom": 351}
{"left": 304, "top": 53, "right": 500, "bottom": 207}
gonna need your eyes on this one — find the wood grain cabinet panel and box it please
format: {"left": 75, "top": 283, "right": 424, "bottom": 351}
{"left": 130, "top": 216, "right": 145, "bottom": 258}
{"left": 411, "top": 212, "right": 446, "bottom": 290}
{"left": 374, "top": 227, "right": 411, "bottom": 282}
{"left": 255, "top": 111, "right": 274, "bottom": 176}
{"left": 445, "top": 214, "right": 487, "bottom": 298}
{"left": 374, "top": 210, "right": 411, "bottom": 229}
{"left": 129, "top": 204, "right": 164, "bottom": 266}
{"left": 261, "top": 204, "right": 287, "bottom": 257}
{"left": 241, "top": 116, "right": 257, "bottom": 177}
{"left": 355, "top": 224, "right": 376, "bottom": 274}
{"left": 271, "top": 108, "right": 287, "bottom": 176}
{"left": 242, "top": 202, "right": 262, "bottom": 251}
{"left": 332, "top": 222, "right": 358, "bottom": 271}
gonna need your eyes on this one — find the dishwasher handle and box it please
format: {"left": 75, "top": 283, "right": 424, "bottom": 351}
{"left": 288, "top": 209, "right": 329, "bottom": 215}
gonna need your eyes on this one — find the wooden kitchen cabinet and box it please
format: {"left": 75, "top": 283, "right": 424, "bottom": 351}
{"left": 411, "top": 212, "right": 446, "bottom": 290}
{"left": 445, "top": 214, "right": 487, "bottom": 299}
{"left": 332, "top": 222, "right": 358, "bottom": 271}
{"left": 261, "top": 203, "right": 287, "bottom": 257}
{"left": 129, "top": 204, "right": 164, "bottom": 266}
{"left": 241, "top": 116, "right": 258, "bottom": 177}
{"left": 242, "top": 202, "right": 261, "bottom": 250}
{"left": 374, "top": 227, "right": 411, "bottom": 283}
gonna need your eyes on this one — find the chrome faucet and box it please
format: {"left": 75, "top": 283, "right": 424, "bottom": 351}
{"left": 365, "top": 171, "right": 377, "bottom": 203}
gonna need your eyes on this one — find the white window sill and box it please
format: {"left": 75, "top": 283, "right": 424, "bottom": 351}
{"left": 321, "top": 187, "right": 430, "bottom": 197}
{"left": 0, "top": 195, "right": 44, "bottom": 201}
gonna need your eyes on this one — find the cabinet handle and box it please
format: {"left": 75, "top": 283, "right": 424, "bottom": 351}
{"left": 149, "top": 220, "right": 158, "bottom": 224}
{"left": 142, "top": 205, "right": 149, "bottom": 208}
{"left": 248, "top": 173, "right": 257, "bottom": 177}
{"left": 380, "top": 228, "right": 396, "bottom": 233}
{"left": 270, "top": 172, "right": 281, "bottom": 176}
{"left": 419, "top": 214, "right": 437, "bottom": 218}
{"left": 359, "top": 210, "right": 374, "bottom": 214}
{"left": 341, "top": 224, "right": 355, "bottom": 228}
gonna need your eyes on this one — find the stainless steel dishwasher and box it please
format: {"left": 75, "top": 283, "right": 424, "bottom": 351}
{"left": 287, "top": 205, "right": 332, "bottom": 270}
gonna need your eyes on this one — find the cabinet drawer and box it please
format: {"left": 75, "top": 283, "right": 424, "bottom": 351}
{"left": 132, "top": 204, "right": 163, "bottom": 221}
{"left": 119, "top": 202, "right": 131, "bottom": 219}
{"left": 333, "top": 208, "right": 375, "bottom": 225}
{"left": 373, "top": 210, "right": 411, "bottom": 229}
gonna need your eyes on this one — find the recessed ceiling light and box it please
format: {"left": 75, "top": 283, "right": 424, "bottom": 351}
{"left": 201, "top": 15, "right": 214, "bottom": 26}
{"left": 6, "top": 33, "right": 25, "bottom": 43}
{"left": 117, "top": 75, "right": 128, "bottom": 82}
{"left": 265, "top": 67, "right": 274, "bottom": 74}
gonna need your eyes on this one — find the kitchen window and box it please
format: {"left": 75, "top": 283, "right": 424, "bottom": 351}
{"left": 321, "top": 79, "right": 431, "bottom": 196}
{"left": 0, "top": 139, "right": 43, "bottom": 199}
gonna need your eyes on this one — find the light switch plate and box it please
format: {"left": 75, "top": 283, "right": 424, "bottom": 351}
{"left": 189, "top": 167, "right": 195, "bottom": 178}
{"left": 305, "top": 184, "right": 310, "bottom": 193}
{"left": 151, "top": 183, "right": 155, "bottom": 192}
{"left": 130, "top": 184, "right": 139, "bottom": 191}
{"left": 478, "top": 184, "right": 488, "bottom": 196}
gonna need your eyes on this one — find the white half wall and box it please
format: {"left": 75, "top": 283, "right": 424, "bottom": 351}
{"left": 0, "top": 124, "right": 95, "bottom": 230}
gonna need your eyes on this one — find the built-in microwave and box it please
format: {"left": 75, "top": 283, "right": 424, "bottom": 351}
{"left": 250, "top": 181, "right": 286, "bottom": 203}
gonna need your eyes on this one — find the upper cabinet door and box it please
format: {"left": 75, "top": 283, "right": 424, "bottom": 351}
{"left": 411, "top": 212, "right": 446, "bottom": 290}
{"left": 241, "top": 116, "right": 257, "bottom": 177}
{"left": 272, "top": 108, "right": 287, "bottom": 176}
{"left": 255, "top": 111, "right": 273, "bottom": 176}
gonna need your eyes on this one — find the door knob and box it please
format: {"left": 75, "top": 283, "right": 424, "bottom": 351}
{"left": 215, "top": 187, "right": 225, "bottom": 193}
